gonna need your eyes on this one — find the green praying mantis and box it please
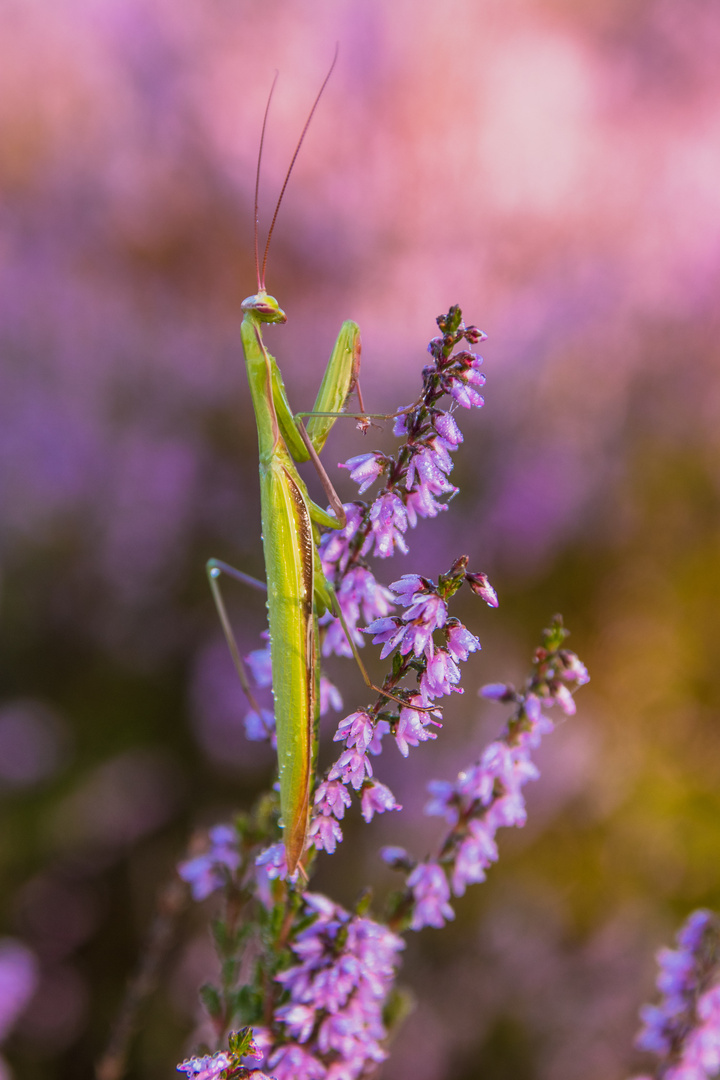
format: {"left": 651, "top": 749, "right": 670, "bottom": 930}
{"left": 206, "top": 58, "right": 404, "bottom": 876}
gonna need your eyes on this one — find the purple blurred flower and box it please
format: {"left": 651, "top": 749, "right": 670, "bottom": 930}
{"left": 244, "top": 708, "right": 276, "bottom": 743}
{"left": 406, "top": 863, "right": 455, "bottom": 930}
{"left": 360, "top": 781, "right": 401, "bottom": 823}
{"left": 319, "top": 503, "right": 365, "bottom": 575}
{"left": 450, "top": 819, "right": 499, "bottom": 896}
{"left": 255, "top": 843, "right": 288, "bottom": 882}
{"left": 633, "top": 909, "right": 720, "bottom": 1078}
{"left": 319, "top": 677, "right": 343, "bottom": 717}
{"left": 0, "top": 939, "right": 38, "bottom": 1043}
{"left": 178, "top": 824, "right": 240, "bottom": 900}
{"left": 321, "top": 568, "right": 394, "bottom": 659}
{"left": 246, "top": 641, "right": 272, "bottom": 688}
{"left": 480, "top": 682, "right": 513, "bottom": 701}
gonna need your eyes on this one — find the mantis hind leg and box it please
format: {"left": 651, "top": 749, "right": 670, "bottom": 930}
{"left": 206, "top": 558, "right": 267, "bottom": 716}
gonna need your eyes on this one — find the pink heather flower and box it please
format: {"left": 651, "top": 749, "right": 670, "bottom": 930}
{"left": 446, "top": 623, "right": 481, "bottom": 662}
{"left": 367, "top": 579, "right": 448, "bottom": 661}
{"left": 178, "top": 824, "right": 240, "bottom": 900}
{"left": 392, "top": 411, "right": 411, "bottom": 438}
{"left": 340, "top": 452, "right": 388, "bottom": 494}
{"left": 360, "top": 781, "right": 401, "bottom": 822}
{"left": 363, "top": 493, "right": 409, "bottom": 558}
{"left": 433, "top": 410, "right": 463, "bottom": 446}
{"left": 176, "top": 1051, "right": 232, "bottom": 1079}
{"left": 407, "top": 862, "right": 455, "bottom": 930}
{"left": 479, "top": 741, "right": 540, "bottom": 794}
{"left": 454, "top": 761, "right": 494, "bottom": 807}
{"left": 395, "top": 619, "right": 437, "bottom": 661}
{"left": 524, "top": 692, "right": 542, "bottom": 721}
{"left": 679, "top": 910, "right": 715, "bottom": 952}
{"left": 398, "top": 590, "right": 448, "bottom": 634}
{"left": 389, "top": 574, "right": 427, "bottom": 605}
{"left": 656, "top": 946, "right": 695, "bottom": 996}
{"left": 405, "top": 441, "right": 454, "bottom": 493}
{"left": 364, "top": 616, "right": 406, "bottom": 661}
{"left": 404, "top": 484, "right": 451, "bottom": 523}
{"left": 334, "top": 711, "right": 376, "bottom": 752}
{"left": 314, "top": 780, "right": 352, "bottom": 819}
{"left": 447, "top": 363, "right": 486, "bottom": 409}
{"left": 322, "top": 569, "right": 396, "bottom": 660}
{"left": 420, "top": 648, "right": 462, "bottom": 698}
{"left": 516, "top": 712, "right": 555, "bottom": 751}
{"left": 328, "top": 747, "right": 373, "bottom": 789}
{"left": 394, "top": 701, "right": 441, "bottom": 758}
{"left": 309, "top": 813, "right": 344, "bottom": 855}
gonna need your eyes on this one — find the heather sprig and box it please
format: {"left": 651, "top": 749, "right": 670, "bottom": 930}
{"left": 632, "top": 909, "right": 720, "bottom": 1080}
{"left": 307, "top": 308, "right": 496, "bottom": 857}
{"left": 381, "top": 615, "right": 589, "bottom": 931}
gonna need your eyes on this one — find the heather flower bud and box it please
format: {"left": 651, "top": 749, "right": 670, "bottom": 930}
{"left": 466, "top": 571, "right": 499, "bottom": 607}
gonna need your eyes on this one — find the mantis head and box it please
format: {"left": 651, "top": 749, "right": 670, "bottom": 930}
{"left": 241, "top": 291, "right": 287, "bottom": 324}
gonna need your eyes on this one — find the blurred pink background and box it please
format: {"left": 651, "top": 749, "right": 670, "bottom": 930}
{"left": 1, "top": 1, "right": 720, "bottom": 1078}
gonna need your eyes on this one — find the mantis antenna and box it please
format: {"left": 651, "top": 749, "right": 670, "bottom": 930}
{"left": 254, "top": 45, "right": 339, "bottom": 292}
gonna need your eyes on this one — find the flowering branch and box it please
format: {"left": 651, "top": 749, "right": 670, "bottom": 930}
{"left": 381, "top": 615, "right": 589, "bottom": 931}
